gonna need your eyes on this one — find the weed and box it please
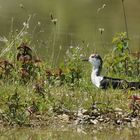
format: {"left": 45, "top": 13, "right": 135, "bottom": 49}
{"left": 104, "top": 32, "right": 140, "bottom": 78}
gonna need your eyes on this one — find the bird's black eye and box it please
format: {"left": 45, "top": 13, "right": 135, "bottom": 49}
{"left": 91, "top": 55, "right": 95, "bottom": 58}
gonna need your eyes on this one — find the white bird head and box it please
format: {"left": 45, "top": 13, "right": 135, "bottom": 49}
{"left": 88, "top": 54, "right": 103, "bottom": 68}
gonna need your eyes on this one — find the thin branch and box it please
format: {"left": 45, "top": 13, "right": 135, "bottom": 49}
{"left": 121, "top": 0, "right": 129, "bottom": 38}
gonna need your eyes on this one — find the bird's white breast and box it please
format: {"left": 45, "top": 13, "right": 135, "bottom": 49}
{"left": 91, "top": 71, "right": 103, "bottom": 88}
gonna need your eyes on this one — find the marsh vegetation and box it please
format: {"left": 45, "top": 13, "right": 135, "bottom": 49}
{"left": 0, "top": 0, "right": 140, "bottom": 140}
{"left": 0, "top": 21, "right": 139, "bottom": 127}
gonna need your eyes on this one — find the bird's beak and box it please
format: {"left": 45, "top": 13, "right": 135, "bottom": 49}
{"left": 82, "top": 58, "right": 89, "bottom": 61}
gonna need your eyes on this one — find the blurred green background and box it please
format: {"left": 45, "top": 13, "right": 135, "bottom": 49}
{"left": 0, "top": 0, "right": 139, "bottom": 58}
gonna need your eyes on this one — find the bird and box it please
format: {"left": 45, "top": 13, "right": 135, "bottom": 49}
{"left": 83, "top": 54, "right": 140, "bottom": 89}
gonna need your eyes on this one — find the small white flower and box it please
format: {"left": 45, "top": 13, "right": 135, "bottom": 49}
{"left": 103, "top": 4, "right": 106, "bottom": 8}
{"left": 23, "top": 22, "right": 26, "bottom": 26}
{"left": 76, "top": 47, "right": 80, "bottom": 50}
{"left": 98, "top": 28, "right": 104, "bottom": 32}
{"left": 70, "top": 46, "right": 73, "bottom": 49}
{"left": 23, "top": 22, "right": 29, "bottom": 29}
{"left": 98, "top": 28, "right": 105, "bottom": 34}
{"left": 38, "top": 21, "right": 41, "bottom": 26}
{"left": 19, "top": 3, "right": 24, "bottom": 9}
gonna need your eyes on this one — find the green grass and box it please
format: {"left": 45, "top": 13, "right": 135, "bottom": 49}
{"left": 0, "top": 79, "right": 139, "bottom": 127}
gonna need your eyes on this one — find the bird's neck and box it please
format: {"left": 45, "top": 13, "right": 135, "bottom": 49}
{"left": 92, "top": 66, "right": 102, "bottom": 76}
{"left": 91, "top": 66, "right": 103, "bottom": 88}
